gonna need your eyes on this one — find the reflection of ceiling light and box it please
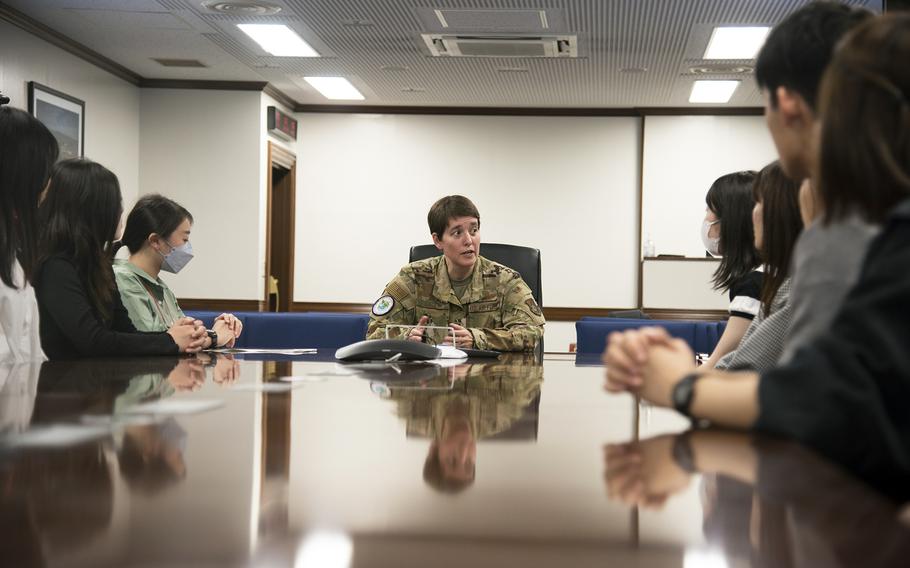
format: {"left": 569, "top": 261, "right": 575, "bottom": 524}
{"left": 620, "top": 66, "right": 648, "bottom": 73}
{"left": 689, "top": 80, "right": 740, "bottom": 103}
{"left": 295, "top": 531, "right": 353, "bottom": 568}
{"left": 304, "top": 77, "right": 365, "bottom": 100}
{"left": 401, "top": 87, "right": 426, "bottom": 93}
{"left": 237, "top": 24, "right": 319, "bottom": 57}
{"left": 497, "top": 67, "right": 530, "bottom": 73}
{"left": 704, "top": 26, "right": 770, "bottom": 59}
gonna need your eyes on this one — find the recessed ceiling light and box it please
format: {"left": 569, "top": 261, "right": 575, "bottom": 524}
{"left": 237, "top": 24, "right": 319, "bottom": 57}
{"left": 304, "top": 77, "right": 364, "bottom": 100}
{"left": 704, "top": 26, "right": 770, "bottom": 59}
{"left": 689, "top": 80, "right": 740, "bottom": 103}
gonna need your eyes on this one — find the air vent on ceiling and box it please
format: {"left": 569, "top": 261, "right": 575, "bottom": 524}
{"left": 689, "top": 64, "right": 754, "bottom": 75}
{"left": 153, "top": 58, "right": 208, "bottom": 68}
{"left": 421, "top": 34, "right": 577, "bottom": 58}
{"left": 202, "top": 1, "right": 281, "bottom": 16}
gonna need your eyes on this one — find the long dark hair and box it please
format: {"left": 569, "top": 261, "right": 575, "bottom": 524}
{"left": 0, "top": 106, "right": 59, "bottom": 288}
{"left": 37, "top": 159, "right": 123, "bottom": 322}
{"left": 706, "top": 171, "right": 760, "bottom": 291}
{"left": 817, "top": 14, "right": 910, "bottom": 225}
{"left": 753, "top": 162, "right": 803, "bottom": 316}
{"left": 115, "top": 194, "right": 193, "bottom": 255}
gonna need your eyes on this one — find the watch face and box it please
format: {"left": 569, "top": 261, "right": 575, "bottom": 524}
{"left": 672, "top": 376, "right": 693, "bottom": 412}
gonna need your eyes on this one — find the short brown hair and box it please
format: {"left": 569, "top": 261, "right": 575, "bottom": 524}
{"left": 817, "top": 14, "right": 910, "bottom": 224}
{"left": 427, "top": 195, "right": 480, "bottom": 238}
{"left": 422, "top": 442, "right": 475, "bottom": 494}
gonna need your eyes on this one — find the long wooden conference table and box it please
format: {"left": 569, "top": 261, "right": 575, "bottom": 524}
{"left": 1, "top": 351, "right": 907, "bottom": 567}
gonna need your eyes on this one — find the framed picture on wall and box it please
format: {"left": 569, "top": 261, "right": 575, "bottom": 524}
{"left": 28, "top": 82, "right": 85, "bottom": 160}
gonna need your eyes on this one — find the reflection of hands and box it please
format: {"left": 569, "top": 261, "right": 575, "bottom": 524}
{"left": 213, "top": 354, "right": 240, "bottom": 386}
{"left": 603, "top": 435, "right": 693, "bottom": 509}
{"left": 450, "top": 363, "right": 471, "bottom": 381}
{"left": 167, "top": 358, "right": 206, "bottom": 392}
{"left": 603, "top": 327, "right": 696, "bottom": 408}
{"left": 408, "top": 315, "right": 429, "bottom": 342}
{"left": 444, "top": 324, "right": 474, "bottom": 348}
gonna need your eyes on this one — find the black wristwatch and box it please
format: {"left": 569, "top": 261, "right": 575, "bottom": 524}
{"left": 671, "top": 372, "right": 703, "bottom": 417}
{"left": 206, "top": 329, "right": 219, "bottom": 349}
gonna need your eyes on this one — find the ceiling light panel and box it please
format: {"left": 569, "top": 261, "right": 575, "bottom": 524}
{"left": 689, "top": 80, "right": 740, "bottom": 103}
{"left": 237, "top": 24, "right": 318, "bottom": 57}
{"left": 304, "top": 77, "right": 364, "bottom": 100}
{"left": 703, "top": 26, "right": 770, "bottom": 59}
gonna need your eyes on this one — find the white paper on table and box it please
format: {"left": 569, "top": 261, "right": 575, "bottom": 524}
{"left": 436, "top": 346, "right": 468, "bottom": 359}
{"left": 229, "top": 382, "right": 300, "bottom": 393}
{"left": 211, "top": 348, "right": 317, "bottom": 355}
{"left": 121, "top": 398, "right": 225, "bottom": 416}
{"left": 281, "top": 375, "right": 330, "bottom": 383}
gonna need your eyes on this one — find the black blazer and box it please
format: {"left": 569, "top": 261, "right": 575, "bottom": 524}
{"left": 34, "top": 255, "right": 178, "bottom": 360}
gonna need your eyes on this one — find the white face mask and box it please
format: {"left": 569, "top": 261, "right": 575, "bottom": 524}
{"left": 159, "top": 241, "right": 194, "bottom": 274}
{"left": 701, "top": 220, "right": 721, "bottom": 257}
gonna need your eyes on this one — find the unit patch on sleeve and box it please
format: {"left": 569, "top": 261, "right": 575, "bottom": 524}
{"left": 372, "top": 295, "right": 395, "bottom": 316}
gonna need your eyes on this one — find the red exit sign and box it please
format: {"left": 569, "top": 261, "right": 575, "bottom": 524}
{"left": 267, "top": 106, "right": 297, "bottom": 141}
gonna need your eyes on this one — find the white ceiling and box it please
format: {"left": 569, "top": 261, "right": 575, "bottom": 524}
{"left": 2, "top": 0, "right": 884, "bottom": 108}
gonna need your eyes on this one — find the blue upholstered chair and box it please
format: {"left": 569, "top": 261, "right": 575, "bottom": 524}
{"left": 183, "top": 311, "right": 369, "bottom": 350}
{"left": 575, "top": 317, "right": 727, "bottom": 356}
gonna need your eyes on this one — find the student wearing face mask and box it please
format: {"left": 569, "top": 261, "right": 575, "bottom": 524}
{"left": 34, "top": 160, "right": 207, "bottom": 360}
{"left": 112, "top": 194, "right": 242, "bottom": 349}
{"left": 700, "top": 171, "right": 762, "bottom": 368}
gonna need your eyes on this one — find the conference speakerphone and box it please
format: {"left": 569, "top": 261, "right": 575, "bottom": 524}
{"left": 335, "top": 339, "right": 440, "bottom": 361}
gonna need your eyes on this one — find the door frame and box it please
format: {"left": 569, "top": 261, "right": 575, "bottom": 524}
{"left": 264, "top": 141, "right": 297, "bottom": 310}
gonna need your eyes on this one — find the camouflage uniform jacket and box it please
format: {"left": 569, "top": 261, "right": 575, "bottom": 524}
{"left": 366, "top": 255, "right": 545, "bottom": 351}
{"left": 390, "top": 356, "right": 544, "bottom": 439}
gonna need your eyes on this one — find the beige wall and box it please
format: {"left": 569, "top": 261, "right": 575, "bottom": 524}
{"left": 138, "top": 88, "right": 262, "bottom": 300}
{"left": 292, "top": 113, "right": 642, "bottom": 309}
{"left": 0, "top": 19, "right": 141, "bottom": 206}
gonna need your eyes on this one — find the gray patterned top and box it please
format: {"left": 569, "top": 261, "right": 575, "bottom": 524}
{"left": 716, "top": 278, "right": 792, "bottom": 372}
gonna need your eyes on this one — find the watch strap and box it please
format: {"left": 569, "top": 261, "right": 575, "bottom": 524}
{"left": 671, "top": 372, "right": 703, "bottom": 416}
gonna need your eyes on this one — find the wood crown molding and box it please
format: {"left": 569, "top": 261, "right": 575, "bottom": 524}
{"left": 0, "top": 3, "right": 294, "bottom": 99}
{"left": 139, "top": 79, "right": 267, "bottom": 91}
{"left": 294, "top": 105, "right": 763, "bottom": 116}
{"left": 0, "top": 2, "right": 141, "bottom": 85}
{"left": 263, "top": 83, "right": 299, "bottom": 113}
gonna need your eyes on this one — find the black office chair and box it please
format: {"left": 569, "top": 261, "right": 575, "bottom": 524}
{"left": 408, "top": 243, "right": 542, "bottom": 306}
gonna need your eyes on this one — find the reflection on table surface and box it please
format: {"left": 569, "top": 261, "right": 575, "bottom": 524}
{"left": 1, "top": 352, "right": 907, "bottom": 567}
